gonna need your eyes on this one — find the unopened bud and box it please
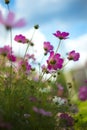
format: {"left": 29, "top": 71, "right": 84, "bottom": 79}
{"left": 34, "top": 24, "right": 39, "bottom": 29}
{"left": 5, "top": 0, "right": 10, "bottom": 4}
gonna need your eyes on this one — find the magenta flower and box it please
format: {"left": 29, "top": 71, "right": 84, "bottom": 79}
{"left": 0, "top": 45, "right": 12, "bottom": 56}
{"left": 85, "top": 80, "right": 87, "bottom": 83}
{"left": 47, "top": 51, "right": 64, "bottom": 70}
{"left": 14, "top": 34, "right": 28, "bottom": 43}
{"left": 25, "top": 54, "right": 36, "bottom": 61}
{"left": 33, "top": 106, "right": 52, "bottom": 116}
{"left": 18, "top": 60, "right": 31, "bottom": 74}
{"left": 33, "top": 106, "right": 39, "bottom": 113}
{"left": 56, "top": 83, "right": 64, "bottom": 97}
{"left": 0, "top": 11, "right": 26, "bottom": 29}
{"left": 78, "top": 86, "right": 87, "bottom": 101}
{"left": 53, "top": 30, "right": 69, "bottom": 40}
{"left": 41, "top": 65, "right": 49, "bottom": 73}
{"left": 43, "top": 41, "right": 53, "bottom": 54}
{"left": 7, "top": 54, "right": 16, "bottom": 62}
{"left": 67, "top": 50, "right": 80, "bottom": 61}
{"left": 59, "top": 113, "right": 74, "bottom": 127}
{"left": 29, "top": 96, "right": 37, "bottom": 102}
{"left": 39, "top": 109, "right": 52, "bottom": 116}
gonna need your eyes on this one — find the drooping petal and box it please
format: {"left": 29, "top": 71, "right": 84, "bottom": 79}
{"left": 6, "top": 12, "right": 15, "bottom": 26}
{"left": 14, "top": 19, "right": 26, "bottom": 28}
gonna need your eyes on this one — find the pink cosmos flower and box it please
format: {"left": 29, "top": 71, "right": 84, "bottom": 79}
{"left": 53, "top": 30, "right": 69, "bottom": 40}
{"left": 0, "top": 11, "right": 26, "bottom": 29}
{"left": 47, "top": 51, "right": 64, "bottom": 70}
{"left": 59, "top": 113, "right": 74, "bottom": 126}
{"left": 41, "top": 65, "right": 48, "bottom": 73}
{"left": 25, "top": 54, "right": 36, "bottom": 61}
{"left": 18, "top": 60, "right": 31, "bottom": 74}
{"left": 33, "top": 106, "right": 52, "bottom": 116}
{"left": 56, "top": 83, "right": 64, "bottom": 97}
{"left": 67, "top": 50, "right": 80, "bottom": 61}
{"left": 29, "top": 96, "right": 37, "bottom": 102}
{"left": 78, "top": 86, "right": 87, "bottom": 101}
{"left": 7, "top": 54, "right": 16, "bottom": 62}
{"left": 85, "top": 80, "right": 87, "bottom": 83}
{"left": 43, "top": 41, "right": 53, "bottom": 53}
{"left": 14, "top": 34, "right": 28, "bottom": 43}
{"left": 0, "top": 45, "right": 12, "bottom": 56}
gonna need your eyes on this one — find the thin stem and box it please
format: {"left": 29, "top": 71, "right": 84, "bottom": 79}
{"left": 23, "top": 29, "right": 36, "bottom": 59}
{"left": 23, "top": 43, "right": 30, "bottom": 59}
{"left": 39, "top": 71, "right": 45, "bottom": 82}
{"left": 45, "top": 74, "right": 53, "bottom": 82}
{"left": 62, "top": 60, "right": 70, "bottom": 70}
{"left": 7, "top": 4, "right": 10, "bottom": 11}
{"left": 9, "top": 28, "right": 13, "bottom": 88}
{"left": 55, "top": 39, "right": 61, "bottom": 53}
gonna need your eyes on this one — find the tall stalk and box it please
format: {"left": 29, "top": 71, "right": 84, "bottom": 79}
{"left": 9, "top": 28, "right": 13, "bottom": 88}
{"left": 6, "top": 2, "right": 13, "bottom": 88}
{"left": 24, "top": 29, "right": 36, "bottom": 59}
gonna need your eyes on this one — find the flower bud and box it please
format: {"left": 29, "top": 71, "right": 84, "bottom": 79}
{"left": 5, "top": 0, "right": 10, "bottom": 4}
{"left": 34, "top": 24, "right": 39, "bottom": 29}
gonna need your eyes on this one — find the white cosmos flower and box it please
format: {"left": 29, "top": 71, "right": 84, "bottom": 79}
{"left": 53, "top": 96, "right": 66, "bottom": 105}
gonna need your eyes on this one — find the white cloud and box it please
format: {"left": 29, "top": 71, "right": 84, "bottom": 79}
{"left": 15, "top": 0, "right": 75, "bottom": 20}
{"left": 0, "top": 4, "right": 6, "bottom": 14}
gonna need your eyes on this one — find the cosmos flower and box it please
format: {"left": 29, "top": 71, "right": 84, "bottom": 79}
{"left": 43, "top": 41, "right": 53, "bottom": 54}
{"left": 7, "top": 54, "right": 16, "bottom": 62}
{"left": 18, "top": 60, "right": 31, "bottom": 74}
{"left": 53, "top": 30, "right": 69, "bottom": 40}
{"left": 29, "top": 96, "right": 37, "bottom": 102}
{"left": 14, "top": 34, "right": 28, "bottom": 43}
{"left": 24, "top": 114, "right": 31, "bottom": 118}
{"left": 25, "top": 54, "right": 36, "bottom": 61}
{"left": 47, "top": 51, "right": 64, "bottom": 70}
{"left": 56, "top": 83, "right": 64, "bottom": 97}
{"left": 78, "top": 86, "right": 87, "bottom": 101}
{"left": 52, "top": 96, "right": 66, "bottom": 105}
{"left": 0, "top": 11, "right": 26, "bottom": 29}
{"left": 33, "top": 106, "right": 52, "bottom": 116}
{"left": 59, "top": 113, "right": 74, "bottom": 127}
{"left": 0, "top": 45, "right": 12, "bottom": 56}
{"left": 67, "top": 50, "right": 80, "bottom": 61}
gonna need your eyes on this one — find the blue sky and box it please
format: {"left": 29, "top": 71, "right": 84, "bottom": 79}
{"left": 0, "top": 0, "right": 87, "bottom": 68}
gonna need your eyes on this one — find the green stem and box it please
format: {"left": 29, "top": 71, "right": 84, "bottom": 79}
{"left": 39, "top": 71, "right": 45, "bottom": 82}
{"left": 7, "top": 4, "right": 10, "bottom": 11}
{"left": 55, "top": 39, "right": 61, "bottom": 53}
{"left": 62, "top": 60, "right": 70, "bottom": 70}
{"left": 23, "top": 43, "right": 30, "bottom": 59}
{"left": 23, "top": 29, "right": 36, "bottom": 59}
{"left": 9, "top": 28, "right": 13, "bottom": 88}
{"left": 45, "top": 74, "right": 53, "bottom": 82}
